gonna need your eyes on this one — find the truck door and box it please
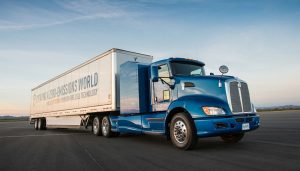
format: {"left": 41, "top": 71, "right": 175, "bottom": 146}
{"left": 153, "top": 64, "right": 172, "bottom": 112}
{"left": 141, "top": 64, "right": 171, "bottom": 133}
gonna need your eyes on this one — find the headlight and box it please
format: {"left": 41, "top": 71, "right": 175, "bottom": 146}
{"left": 202, "top": 107, "right": 226, "bottom": 115}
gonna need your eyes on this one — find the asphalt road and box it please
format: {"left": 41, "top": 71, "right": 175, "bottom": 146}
{"left": 0, "top": 111, "right": 299, "bottom": 171}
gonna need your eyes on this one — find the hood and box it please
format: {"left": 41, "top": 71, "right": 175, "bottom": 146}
{"left": 174, "top": 75, "right": 236, "bottom": 103}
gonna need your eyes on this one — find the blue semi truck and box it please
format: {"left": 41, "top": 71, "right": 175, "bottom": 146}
{"left": 30, "top": 49, "right": 259, "bottom": 150}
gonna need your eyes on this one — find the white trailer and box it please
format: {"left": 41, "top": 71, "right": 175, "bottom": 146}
{"left": 30, "top": 48, "right": 153, "bottom": 129}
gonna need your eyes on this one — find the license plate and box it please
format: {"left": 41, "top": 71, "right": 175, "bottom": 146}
{"left": 242, "top": 123, "right": 250, "bottom": 130}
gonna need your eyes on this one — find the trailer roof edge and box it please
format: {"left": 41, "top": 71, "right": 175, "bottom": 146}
{"left": 31, "top": 48, "right": 153, "bottom": 91}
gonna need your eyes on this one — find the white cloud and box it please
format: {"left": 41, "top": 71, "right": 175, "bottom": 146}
{"left": 0, "top": 0, "right": 129, "bottom": 30}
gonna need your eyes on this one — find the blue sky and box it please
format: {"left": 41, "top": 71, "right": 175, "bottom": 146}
{"left": 0, "top": 0, "right": 300, "bottom": 115}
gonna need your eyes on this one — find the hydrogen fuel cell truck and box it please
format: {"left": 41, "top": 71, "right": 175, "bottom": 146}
{"left": 30, "top": 48, "right": 259, "bottom": 150}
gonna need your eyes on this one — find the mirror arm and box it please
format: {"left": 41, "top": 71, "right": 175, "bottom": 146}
{"left": 158, "top": 77, "right": 175, "bottom": 89}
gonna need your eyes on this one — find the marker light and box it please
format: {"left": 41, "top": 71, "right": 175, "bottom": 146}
{"left": 202, "top": 107, "right": 226, "bottom": 115}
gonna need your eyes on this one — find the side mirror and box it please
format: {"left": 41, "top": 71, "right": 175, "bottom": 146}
{"left": 219, "top": 65, "right": 229, "bottom": 75}
{"left": 151, "top": 66, "right": 159, "bottom": 82}
{"left": 210, "top": 72, "right": 214, "bottom": 75}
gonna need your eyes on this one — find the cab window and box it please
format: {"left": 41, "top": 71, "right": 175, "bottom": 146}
{"left": 171, "top": 61, "right": 205, "bottom": 76}
{"left": 158, "top": 64, "right": 171, "bottom": 83}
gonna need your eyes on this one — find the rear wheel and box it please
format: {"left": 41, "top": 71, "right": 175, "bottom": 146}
{"left": 170, "top": 113, "right": 198, "bottom": 150}
{"left": 221, "top": 133, "right": 245, "bottom": 143}
{"left": 93, "top": 116, "right": 102, "bottom": 136}
{"left": 101, "top": 116, "right": 118, "bottom": 138}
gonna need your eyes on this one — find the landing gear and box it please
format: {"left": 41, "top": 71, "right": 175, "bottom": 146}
{"left": 170, "top": 113, "right": 198, "bottom": 150}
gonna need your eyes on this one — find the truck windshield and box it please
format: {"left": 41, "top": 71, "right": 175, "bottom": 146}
{"left": 170, "top": 61, "right": 205, "bottom": 76}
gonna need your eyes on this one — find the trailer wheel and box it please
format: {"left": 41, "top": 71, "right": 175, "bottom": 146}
{"left": 101, "top": 116, "right": 115, "bottom": 138}
{"left": 170, "top": 113, "right": 198, "bottom": 150}
{"left": 221, "top": 133, "right": 245, "bottom": 143}
{"left": 92, "top": 116, "right": 102, "bottom": 136}
{"left": 38, "top": 118, "right": 46, "bottom": 130}
{"left": 38, "top": 118, "right": 43, "bottom": 130}
{"left": 34, "top": 119, "right": 39, "bottom": 130}
{"left": 43, "top": 118, "right": 47, "bottom": 130}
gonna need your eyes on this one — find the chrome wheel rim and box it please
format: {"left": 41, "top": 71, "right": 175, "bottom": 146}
{"left": 93, "top": 118, "right": 99, "bottom": 134}
{"left": 102, "top": 118, "right": 109, "bottom": 135}
{"left": 35, "top": 120, "right": 38, "bottom": 129}
{"left": 38, "top": 119, "right": 42, "bottom": 128}
{"left": 173, "top": 120, "right": 187, "bottom": 143}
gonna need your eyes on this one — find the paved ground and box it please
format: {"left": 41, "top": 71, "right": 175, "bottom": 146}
{"left": 0, "top": 111, "right": 299, "bottom": 171}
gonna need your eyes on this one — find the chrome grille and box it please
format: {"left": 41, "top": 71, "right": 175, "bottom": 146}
{"left": 240, "top": 82, "right": 252, "bottom": 112}
{"left": 229, "top": 82, "right": 242, "bottom": 113}
{"left": 229, "top": 81, "right": 252, "bottom": 113}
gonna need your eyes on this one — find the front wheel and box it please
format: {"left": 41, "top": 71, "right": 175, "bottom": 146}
{"left": 170, "top": 113, "right": 198, "bottom": 150}
{"left": 221, "top": 133, "right": 245, "bottom": 143}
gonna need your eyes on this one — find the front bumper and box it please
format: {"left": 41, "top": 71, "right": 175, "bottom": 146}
{"left": 194, "top": 114, "right": 259, "bottom": 137}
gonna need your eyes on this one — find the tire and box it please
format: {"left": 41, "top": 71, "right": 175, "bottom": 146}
{"left": 92, "top": 116, "right": 102, "bottom": 136}
{"left": 170, "top": 113, "right": 198, "bottom": 150}
{"left": 221, "top": 133, "right": 245, "bottom": 143}
{"left": 34, "top": 119, "right": 39, "bottom": 130}
{"left": 43, "top": 118, "right": 47, "bottom": 130}
{"left": 37, "top": 118, "right": 42, "bottom": 130}
{"left": 38, "top": 118, "right": 46, "bottom": 130}
{"left": 101, "top": 116, "right": 116, "bottom": 138}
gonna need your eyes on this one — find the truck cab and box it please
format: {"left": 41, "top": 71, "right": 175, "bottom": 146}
{"left": 113, "top": 57, "right": 259, "bottom": 149}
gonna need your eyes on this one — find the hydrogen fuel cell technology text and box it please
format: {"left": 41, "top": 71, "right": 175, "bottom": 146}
{"left": 30, "top": 48, "right": 259, "bottom": 150}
